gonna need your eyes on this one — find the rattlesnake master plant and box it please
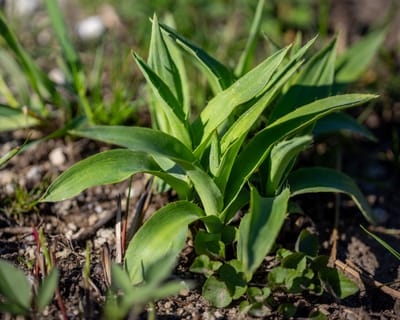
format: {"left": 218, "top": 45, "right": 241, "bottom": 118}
{"left": 41, "top": 7, "right": 381, "bottom": 307}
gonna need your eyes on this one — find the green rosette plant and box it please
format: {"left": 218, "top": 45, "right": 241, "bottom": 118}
{"left": 40, "top": 5, "right": 380, "bottom": 307}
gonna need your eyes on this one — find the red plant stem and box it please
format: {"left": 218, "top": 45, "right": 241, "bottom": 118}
{"left": 51, "top": 247, "right": 68, "bottom": 320}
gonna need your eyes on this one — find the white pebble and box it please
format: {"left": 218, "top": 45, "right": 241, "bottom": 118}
{"left": 8, "top": 0, "right": 39, "bottom": 17}
{"left": 49, "top": 147, "right": 66, "bottom": 166}
{"left": 76, "top": 16, "right": 105, "bottom": 41}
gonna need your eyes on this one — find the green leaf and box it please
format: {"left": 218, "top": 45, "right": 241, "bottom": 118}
{"left": 124, "top": 201, "right": 204, "bottom": 284}
{"left": 202, "top": 276, "right": 232, "bottom": 308}
{"left": 288, "top": 167, "right": 376, "bottom": 224}
{"left": 110, "top": 263, "right": 133, "bottom": 293}
{"left": 36, "top": 268, "right": 59, "bottom": 312}
{"left": 41, "top": 149, "right": 191, "bottom": 202}
{"left": 132, "top": 52, "right": 191, "bottom": 147}
{"left": 0, "top": 105, "right": 39, "bottom": 131}
{"left": 0, "top": 49, "right": 30, "bottom": 105}
{"left": 193, "top": 46, "right": 290, "bottom": 153}
{"left": 313, "top": 112, "right": 377, "bottom": 141}
{"left": 148, "top": 15, "right": 185, "bottom": 111}
{"left": 220, "top": 51, "right": 299, "bottom": 154}
{"left": 194, "top": 230, "right": 225, "bottom": 258}
{"left": 319, "top": 267, "right": 359, "bottom": 299}
{"left": 237, "top": 187, "right": 290, "bottom": 276}
{"left": 44, "top": 0, "right": 93, "bottom": 122}
{"left": 266, "top": 135, "right": 313, "bottom": 195}
{"left": 0, "top": 145, "right": 20, "bottom": 167}
{"left": 295, "top": 229, "right": 319, "bottom": 257}
{"left": 0, "top": 259, "right": 31, "bottom": 315}
{"left": 270, "top": 38, "right": 337, "bottom": 121}
{"left": 190, "top": 255, "right": 222, "bottom": 277}
{"left": 335, "top": 28, "right": 386, "bottom": 84}
{"left": 160, "top": 23, "right": 234, "bottom": 93}
{"left": 218, "top": 261, "right": 247, "bottom": 300}
{"left": 0, "top": 12, "right": 56, "bottom": 110}
{"left": 235, "top": 0, "right": 265, "bottom": 76}
{"left": 71, "top": 126, "right": 195, "bottom": 163}
{"left": 225, "top": 94, "right": 376, "bottom": 209}
{"left": 361, "top": 225, "right": 400, "bottom": 260}
{"left": 72, "top": 126, "right": 223, "bottom": 215}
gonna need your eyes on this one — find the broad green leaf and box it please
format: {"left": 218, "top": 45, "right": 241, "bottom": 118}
{"left": 0, "top": 259, "right": 31, "bottom": 315}
{"left": 37, "top": 268, "right": 59, "bottom": 312}
{"left": 220, "top": 54, "right": 300, "bottom": 154}
{"left": 202, "top": 276, "right": 232, "bottom": 307}
{"left": 218, "top": 261, "right": 247, "bottom": 300}
{"left": 72, "top": 126, "right": 223, "bottom": 215}
{"left": 185, "top": 164, "right": 223, "bottom": 215}
{"left": 288, "top": 167, "right": 376, "bottom": 224}
{"left": 0, "top": 105, "right": 39, "bottom": 131}
{"left": 111, "top": 263, "right": 132, "bottom": 293}
{"left": 235, "top": 0, "right": 265, "bottom": 76}
{"left": 225, "top": 94, "right": 376, "bottom": 209}
{"left": 163, "top": 17, "right": 190, "bottom": 117}
{"left": 319, "top": 267, "right": 359, "bottom": 299}
{"left": 160, "top": 23, "right": 234, "bottom": 93}
{"left": 71, "top": 126, "right": 195, "bottom": 163}
{"left": 124, "top": 201, "right": 204, "bottom": 284}
{"left": 148, "top": 15, "right": 185, "bottom": 111}
{"left": 193, "top": 46, "right": 290, "bottom": 153}
{"left": 361, "top": 225, "right": 400, "bottom": 260}
{"left": 295, "top": 229, "right": 319, "bottom": 257}
{"left": 190, "top": 255, "right": 223, "bottom": 277}
{"left": 237, "top": 187, "right": 289, "bottom": 276}
{"left": 270, "top": 38, "right": 337, "bottom": 121}
{"left": 133, "top": 52, "right": 191, "bottom": 147}
{"left": 265, "top": 135, "right": 313, "bottom": 195}
{"left": 107, "top": 263, "right": 186, "bottom": 319}
{"left": 313, "top": 112, "right": 377, "bottom": 141}
{"left": 41, "top": 149, "right": 191, "bottom": 202}
{"left": 335, "top": 28, "right": 386, "bottom": 84}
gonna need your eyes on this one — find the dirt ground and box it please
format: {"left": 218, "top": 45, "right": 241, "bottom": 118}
{"left": 0, "top": 115, "right": 400, "bottom": 319}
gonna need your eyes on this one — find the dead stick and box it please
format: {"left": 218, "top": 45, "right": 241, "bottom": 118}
{"left": 335, "top": 259, "right": 400, "bottom": 300}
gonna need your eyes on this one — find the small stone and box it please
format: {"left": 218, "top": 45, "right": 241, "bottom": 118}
{"left": 48, "top": 68, "right": 66, "bottom": 85}
{"left": 49, "top": 147, "right": 66, "bottom": 166}
{"left": 76, "top": 16, "right": 105, "bottom": 41}
{"left": 8, "top": 0, "right": 39, "bottom": 17}
{"left": 214, "top": 310, "right": 223, "bottom": 318}
{"left": 26, "top": 166, "right": 42, "bottom": 181}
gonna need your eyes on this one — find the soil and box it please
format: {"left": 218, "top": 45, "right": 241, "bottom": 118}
{"left": 1, "top": 114, "right": 400, "bottom": 320}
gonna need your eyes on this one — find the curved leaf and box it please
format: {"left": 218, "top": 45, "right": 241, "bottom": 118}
{"left": 237, "top": 187, "right": 290, "bottom": 277}
{"left": 225, "top": 94, "right": 376, "bottom": 209}
{"left": 37, "top": 268, "right": 59, "bottom": 312}
{"left": 193, "top": 46, "right": 289, "bottom": 153}
{"left": 132, "top": 52, "right": 191, "bottom": 147}
{"left": 313, "top": 112, "right": 376, "bottom": 141}
{"left": 41, "top": 149, "right": 191, "bottom": 202}
{"left": 266, "top": 135, "right": 313, "bottom": 195}
{"left": 71, "top": 126, "right": 195, "bottom": 163}
{"left": 124, "top": 201, "right": 204, "bottom": 284}
{"left": 0, "top": 105, "right": 39, "bottom": 131}
{"left": 0, "top": 259, "right": 31, "bottom": 315}
{"left": 288, "top": 167, "right": 376, "bottom": 224}
{"left": 160, "top": 23, "right": 234, "bottom": 93}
